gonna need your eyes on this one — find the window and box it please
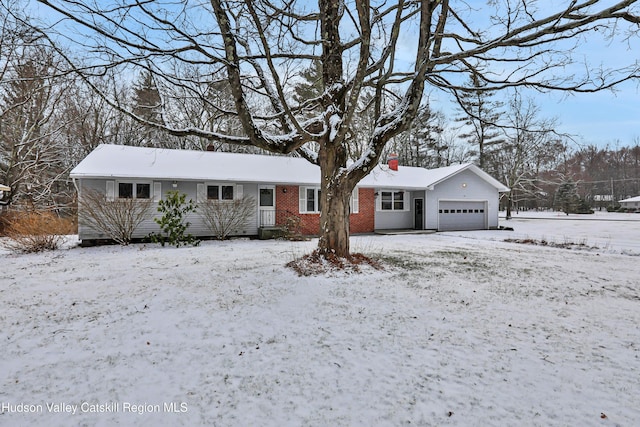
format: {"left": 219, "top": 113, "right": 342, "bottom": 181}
{"left": 222, "top": 185, "right": 233, "bottom": 200}
{"left": 306, "top": 188, "right": 317, "bottom": 212}
{"left": 381, "top": 192, "right": 393, "bottom": 210}
{"left": 394, "top": 192, "right": 404, "bottom": 210}
{"left": 207, "top": 185, "right": 218, "bottom": 200}
{"left": 207, "top": 184, "right": 234, "bottom": 200}
{"left": 380, "top": 191, "right": 406, "bottom": 211}
{"left": 299, "top": 187, "right": 358, "bottom": 214}
{"left": 119, "top": 183, "right": 133, "bottom": 199}
{"left": 117, "top": 182, "right": 150, "bottom": 199}
{"left": 300, "top": 187, "right": 321, "bottom": 213}
{"left": 198, "top": 183, "right": 242, "bottom": 203}
{"left": 136, "top": 183, "right": 150, "bottom": 199}
{"left": 350, "top": 188, "right": 359, "bottom": 214}
{"left": 259, "top": 188, "right": 274, "bottom": 207}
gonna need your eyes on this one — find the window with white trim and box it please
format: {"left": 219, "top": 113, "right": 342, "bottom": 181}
{"left": 299, "top": 187, "right": 322, "bottom": 213}
{"left": 197, "top": 183, "right": 242, "bottom": 203}
{"left": 207, "top": 184, "right": 234, "bottom": 200}
{"left": 350, "top": 188, "right": 359, "bottom": 214}
{"left": 116, "top": 182, "right": 151, "bottom": 199}
{"left": 299, "top": 187, "right": 359, "bottom": 214}
{"left": 379, "top": 190, "right": 407, "bottom": 211}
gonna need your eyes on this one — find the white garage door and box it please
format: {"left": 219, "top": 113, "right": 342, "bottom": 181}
{"left": 438, "top": 201, "right": 487, "bottom": 231}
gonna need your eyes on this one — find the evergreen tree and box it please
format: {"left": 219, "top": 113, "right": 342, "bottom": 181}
{"left": 555, "top": 180, "right": 580, "bottom": 215}
{"left": 131, "top": 70, "right": 166, "bottom": 147}
{"left": 292, "top": 60, "right": 323, "bottom": 110}
{"left": 384, "top": 102, "right": 447, "bottom": 168}
{"left": 407, "top": 103, "right": 447, "bottom": 168}
{"left": 456, "top": 74, "right": 505, "bottom": 170}
{"left": 149, "top": 191, "right": 199, "bottom": 247}
{"left": 133, "top": 70, "right": 162, "bottom": 123}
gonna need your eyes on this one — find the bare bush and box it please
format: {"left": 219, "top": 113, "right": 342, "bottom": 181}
{"left": 281, "top": 215, "right": 305, "bottom": 241}
{"left": 78, "top": 189, "right": 152, "bottom": 245}
{"left": 199, "top": 196, "right": 255, "bottom": 240}
{"left": 1, "top": 210, "right": 74, "bottom": 253}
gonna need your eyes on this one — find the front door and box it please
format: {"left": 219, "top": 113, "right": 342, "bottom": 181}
{"left": 259, "top": 185, "right": 276, "bottom": 226}
{"left": 414, "top": 198, "right": 424, "bottom": 230}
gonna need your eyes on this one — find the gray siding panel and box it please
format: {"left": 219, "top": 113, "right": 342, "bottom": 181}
{"left": 374, "top": 190, "right": 420, "bottom": 230}
{"left": 374, "top": 210, "right": 412, "bottom": 229}
{"left": 77, "top": 179, "right": 259, "bottom": 241}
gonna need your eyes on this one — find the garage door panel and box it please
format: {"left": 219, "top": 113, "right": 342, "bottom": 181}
{"left": 438, "top": 201, "right": 487, "bottom": 231}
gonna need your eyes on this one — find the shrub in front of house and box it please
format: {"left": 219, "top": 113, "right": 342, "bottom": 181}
{"left": 78, "top": 189, "right": 153, "bottom": 245}
{"left": 199, "top": 195, "right": 255, "bottom": 240}
{"left": 1, "top": 210, "right": 74, "bottom": 253}
{"left": 149, "top": 191, "right": 199, "bottom": 247}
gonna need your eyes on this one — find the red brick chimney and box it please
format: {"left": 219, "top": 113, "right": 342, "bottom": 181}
{"left": 388, "top": 153, "right": 399, "bottom": 171}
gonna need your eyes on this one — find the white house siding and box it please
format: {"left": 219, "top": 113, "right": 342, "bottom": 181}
{"left": 425, "top": 169, "right": 500, "bottom": 230}
{"left": 76, "top": 179, "right": 259, "bottom": 241}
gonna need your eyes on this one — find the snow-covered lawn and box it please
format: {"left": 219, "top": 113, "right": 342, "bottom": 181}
{"left": 1, "top": 213, "right": 639, "bottom": 426}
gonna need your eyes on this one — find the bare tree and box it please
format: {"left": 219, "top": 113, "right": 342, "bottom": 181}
{"left": 35, "top": 0, "right": 640, "bottom": 258}
{"left": 0, "top": 35, "right": 72, "bottom": 208}
{"left": 491, "top": 91, "right": 561, "bottom": 218}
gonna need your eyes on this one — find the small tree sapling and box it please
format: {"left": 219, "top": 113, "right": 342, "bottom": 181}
{"left": 149, "top": 190, "right": 199, "bottom": 247}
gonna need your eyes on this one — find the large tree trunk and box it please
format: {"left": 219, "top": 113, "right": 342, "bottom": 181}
{"left": 318, "top": 183, "right": 352, "bottom": 258}
{"left": 317, "top": 143, "right": 353, "bottom": 258}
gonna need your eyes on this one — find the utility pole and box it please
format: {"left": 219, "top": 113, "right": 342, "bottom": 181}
{"left": 611, "top": 177, "right": 615, "bottom": 205}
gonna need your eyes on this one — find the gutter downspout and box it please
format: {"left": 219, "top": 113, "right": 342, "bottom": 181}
{"left": 71, "top": 177, "right": 79, "bottom": 195}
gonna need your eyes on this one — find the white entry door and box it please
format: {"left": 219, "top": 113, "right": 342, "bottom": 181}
{"left": 259, "top": 186, "right": 276, "bottom": 226}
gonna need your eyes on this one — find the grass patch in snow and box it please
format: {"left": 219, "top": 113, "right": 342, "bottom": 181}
{"left": 504, "top": 237, "right": 601, "bottom": 251}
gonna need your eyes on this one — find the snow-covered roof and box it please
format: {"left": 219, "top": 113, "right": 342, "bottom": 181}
{"left": 360, "top": 162, "right": 510, "bottom": 192}
{"left": 619, "top": 196, "right": 640, "bottom": 203}
{"left": 70, "top": 144, "right": 321, "bottom": 186}
{"left": 70, "top": 144, "right": 509, "bottom": 191}
{"left": 0, "top": 184, "right": 10, "bottom": 191}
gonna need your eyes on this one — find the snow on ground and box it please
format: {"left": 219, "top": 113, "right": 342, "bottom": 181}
{"left": 1, "top": 213, "right": 639, "bottom": 426}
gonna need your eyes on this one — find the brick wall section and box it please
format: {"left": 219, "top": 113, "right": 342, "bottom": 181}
{"left": 275, "top": 186, "right": 375, "bottom": 235}
{"left": 351, "top": 188, "right": 375, "bottom": 233}
{"left": 275, "top": 185, "right": 319, "bottom": 235}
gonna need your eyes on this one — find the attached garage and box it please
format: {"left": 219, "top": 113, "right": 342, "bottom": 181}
{"left": 438, "top": 200, "right": 487, "bottom": 231}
